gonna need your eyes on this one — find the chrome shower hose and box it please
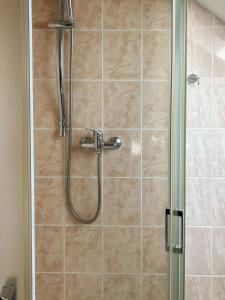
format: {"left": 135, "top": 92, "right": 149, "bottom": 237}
{"left": 66, "top": 28, "right": 102, "bottom": 224}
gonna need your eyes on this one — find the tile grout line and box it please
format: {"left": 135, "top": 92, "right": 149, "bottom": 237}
{"left": 34, "top": 127, "right": 169, "bottom": 131}
{"left": 36, "top": 224, "right": 225, "bottom": 229}
{"left": 34, "top": 78, "right": 170, "bottom": 82}
{"left": 140, "top": 0, "right": 144, "bottom": 299}
{"left": 210, "top": 20, "right": 214, "bottom": 300}
{"left": 36, "top": 175, "right": 225, "bottom": 180}
{"left": 35, "top": 271, "right": 169, "bottom": 276}
{"left": 33, "top": 28, "right": 171, "bottom": 33}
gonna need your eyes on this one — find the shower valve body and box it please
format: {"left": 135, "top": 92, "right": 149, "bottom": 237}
{"left": 81, "top": 129, "right": 122, "bottom": 154}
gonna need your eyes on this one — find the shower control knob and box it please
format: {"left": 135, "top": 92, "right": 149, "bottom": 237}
{"left": 103, "top": 137, "right": 122, "bottom": 150}
{"left": 81, "top": 129, "right": 122, "bottom": 154}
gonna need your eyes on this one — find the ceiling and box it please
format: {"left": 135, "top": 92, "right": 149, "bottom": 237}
{"left": 196, "top": 0, "right": 225, "bottom": 23}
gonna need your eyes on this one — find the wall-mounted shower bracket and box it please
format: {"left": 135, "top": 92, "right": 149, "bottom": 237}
{"left": 48, "top": 20, "right": 74, "bottom": 29}
{"left": 81, "top": 128, "right": 122, "bottom": 154}
{"left": 59, "top": 120, "right": 66, "bottom": 137}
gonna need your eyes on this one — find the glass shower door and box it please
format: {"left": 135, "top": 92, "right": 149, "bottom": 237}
{"left": 31, "top": 0, "right": 188, "bottom": 299}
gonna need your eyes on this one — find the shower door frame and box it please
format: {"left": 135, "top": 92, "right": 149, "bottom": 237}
{"left": 23, "top": 0, "right": 34, "bottom": 299}
{"left": 169, "top": 0, "right": 187, "bottom": 299}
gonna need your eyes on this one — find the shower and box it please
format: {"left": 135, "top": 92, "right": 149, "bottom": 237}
{"left": 49, "top": 0, "right": 121, "bottom": 224}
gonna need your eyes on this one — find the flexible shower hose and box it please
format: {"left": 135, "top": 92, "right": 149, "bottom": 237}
{"left": 66, "top": 28, "right": 102, "bottom": 224}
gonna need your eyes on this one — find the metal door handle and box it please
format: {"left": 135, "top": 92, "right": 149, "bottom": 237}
{"left": 165, "top": 208, "right": 170, "bottom": 252}
{"left": 173, "top": 210, "right": 184, "bottom": 254}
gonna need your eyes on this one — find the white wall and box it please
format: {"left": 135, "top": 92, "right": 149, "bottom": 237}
{"left": 197, "top": 0, "right": 225, "bottom": 23}
{"left": 0, "top": 1, "right": 25, "bottom": 299}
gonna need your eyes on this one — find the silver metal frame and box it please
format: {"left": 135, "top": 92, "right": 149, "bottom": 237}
{"left": 169, "top": 0, "right": 187, "bottom": 299}
{"left": 22, "top": 0, "right": 34, "bottom": 299}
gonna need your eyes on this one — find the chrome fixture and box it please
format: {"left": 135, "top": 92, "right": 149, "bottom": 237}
{"left": 48, "top": 0, "right": 75, "bottom": 137}
{"left": 81, "top": 129, "right": 122, "bottom": 154}
{"left": 49, "top": 0, "right": 121, "bottom": 224}
{"left": 66, "top": 129, "right": 121, "bottom": 224}
{"left": 165, "top": 208, "right": 184, "bottom": 254}
{"left": 187, "top": 73, "right": 200, "bottom": 85}
{"left": 0, "top": 284, "right": 15, "bottom": 300}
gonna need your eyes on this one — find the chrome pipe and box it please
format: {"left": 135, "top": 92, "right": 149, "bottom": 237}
{"left": 48, "top": 0, "right": 73, "bottom": 137}
{"left": 65, "top": 0, "right": 74, "bottom": 24}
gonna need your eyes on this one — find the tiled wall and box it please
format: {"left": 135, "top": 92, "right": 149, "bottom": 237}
{"left": 186, "top": 0, "right": 225, "bottom": 298}
{"left": 33, "top": 0, "right": 171, "bottom": 299}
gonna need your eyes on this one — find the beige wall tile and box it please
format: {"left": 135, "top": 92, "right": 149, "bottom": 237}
{"left": 214, "top": 28, "right": 225, "bottom": 78}
{"left": 35, "top": 129, "right": 64, "bottom": 177}
{"left": 212, "top": 228, "right": 225, "bottom": 275}
{"left": 142, "top": 275, "right": 168, "bottom": 300}
{"left": 213, "top": 79, "right": 225, "bottom": 127}
{"left": 65, "top": 178, "right": 101, "bottom": 225}
{"left": 186, "top": 178, "right": 211, "bottom": 226}
{"left": 186, "top": 227, "right": 211, "bottom": 275}
{"left": 73, "top": 81, "right": 102, "bottom": 129}
{"left": 143, "top": 130, "right": 168, "bottom": 177}
{"left": 71, "top": 130, "right": 98, "bottom": 177}
{"left": 103, "top": 227, "right": 141, "bottom": 273}
{"left": 73, "top": 0, "right": 102, "bottom": 29}
{"left": 185, "top": 276, "right": 211, "bottom": 300}
{"left": 34, "top": 80, "right": 58, "bottom": 129}
{"left": 143, "top": 31, "right": 169, "bottom": 80}
{"left": 212, "top": 277, "right": 225, "bottom": 299}
{"left": 104, "top": 81, "right": 141, "bottom": 129}
{"left": 143, "top": 0, "right": 170, "bottom": 29}
{"left": 33, "top": 31, "right": 57, "bottom": 80}
{"left": 32, "top": 0, "right": 58, "bottom": 29}
{"left": 143, "top": 81, "right": 169, "bottom": 129}
{"left": 104, "top": 31, "right": 141, "bottom": 80}
{"left": 142, "top": 178, "right": 168, "bottom": 226}
{"left": 103, "top": 0, "right": 141, "bottom": 29}
{"left": 103, "top": 178, "right": 141, "bottom": 225}
{"left": 213, "top": 179, "right": 225, "bottom": 226}
{"left": 104, "top": 274, "right": 141, "bottom": 300}
{"left": 187, "top": 79, "right": 212, "bottom": 128}
{"left": 32, "top": 0, "right": 201, "bottom": 296}
{"left": 36, "top": 274, "right": 64, "bottom": 300}
{"left": 74, "top": 31, "right": 102, "bottom": 79}
{"left": 35, "top": 178, "right": 65, "bottom": 225}
{"left": 187, "top": 28, "right": 213, "bottom": 78}
{"left": 66, "top": 274, "right": 102, "bottom": 300}
{"left": 65, "top": 226, "right": 102, "bottom": 272}
{"left": 186, "top": 129, "right": 211, "bottom": 177}
{"left": 142, "top": 227, "right": 168, "bottom": 274}
{"left": 36, "top": 226, "right": 64, "bottom": 272}
{"left": 103, "top": 130, "right": 141, "bottom": 177}
{"left": 187, "top": 0, "right": 213, "bottom": 28}
{"left": 212, "top": 130, "right": 225, "bottom": 177}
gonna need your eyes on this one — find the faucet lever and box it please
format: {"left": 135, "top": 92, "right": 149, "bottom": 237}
{"left": 86, "top": 128, "right": 103, "bottom": 137}
{"left": 81, "top": 129, "right": 122, "bottom": 154}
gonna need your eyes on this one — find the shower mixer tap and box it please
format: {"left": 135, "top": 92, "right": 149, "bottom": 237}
{"left": 81, "top": 129, "right": 122, "bottom": 154}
